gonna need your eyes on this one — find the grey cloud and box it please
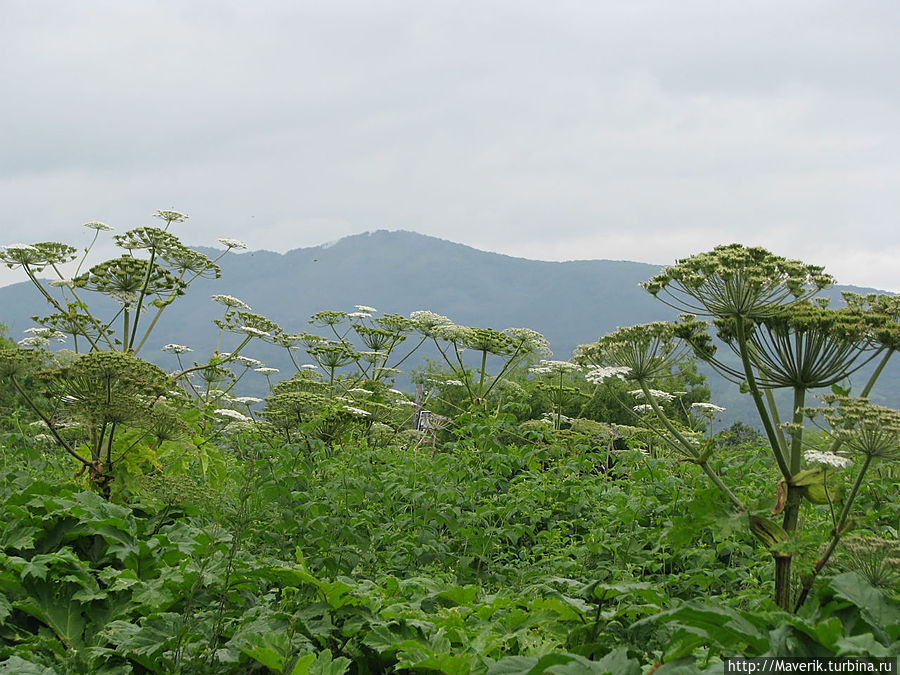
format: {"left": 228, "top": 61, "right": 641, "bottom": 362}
{"left": 1, "top": 1, "right": 897, "bottom": 292}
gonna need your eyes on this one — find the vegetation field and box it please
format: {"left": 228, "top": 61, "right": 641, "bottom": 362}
{"left": 0, "top": 213, "right": 897, "bottom": 673}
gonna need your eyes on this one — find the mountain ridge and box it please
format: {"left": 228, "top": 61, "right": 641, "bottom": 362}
{"left": 1, "top": 230, "right": 896, "bottom": 424}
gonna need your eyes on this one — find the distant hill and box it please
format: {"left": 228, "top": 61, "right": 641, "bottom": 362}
{"left": 1, "top": 230, "right": 896, "bottom": 425}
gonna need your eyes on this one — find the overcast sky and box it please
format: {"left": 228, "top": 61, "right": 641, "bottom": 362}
{"left": 2, "top": 1, "right": 898, "bottom": 291}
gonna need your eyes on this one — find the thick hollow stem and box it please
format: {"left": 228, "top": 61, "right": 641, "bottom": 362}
{"left": 735, "top": 319, "right": 791, "bottom": 479}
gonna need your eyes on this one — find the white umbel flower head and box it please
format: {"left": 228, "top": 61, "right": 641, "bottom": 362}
{"left": 233, "top": 396, "right": 263, "bottom": 404}
{"left": 49, "top": 278, "right": 75, "bottom": 288}
{"left": 804, "top": 449, "right": 853, "bottom": 469}
{"left": 18, "top": 336, "right": 49, "bottom": 347}
{"left": 239, "top": 326, "right": 269, "bottom": 337}
{"left": 584, "top": 366, "right": 631, "bottom": 384}
{"left": 343, "top": 405, "right": 371, "bottom": 417}
{"left": 217, "top": 237, "right": 248, "bottom": 250}
{"left": 254, "top": 366, "right": 279, "bottom": 374}
{"left": 530, "top": 360, "right": 581, "bottom": 375}
{"left": 215, "top": 409, "right": 251, "bottom": 422}
{"left": 25, "top": 327, "right": 66, "bottom": 342}
{"left": 633, "top": 404, "right": 654, "bottom": 414}
{"left": 154, "top": 209, "right": 188, "bottom": 223}
{"left": 355, "top": 305, "right": 377, "bottom": 313}
{"left": 630, "top": 389, "right": 675, "bottom": 402}
{"left": 691, "top": 402, "right": 726, "bottom": 417}
{"left": 162, "top": 344, "right": 193, "bottom": 354}
{"left": 211, "top": 294, "right": 251, "bottom": 309}
{"left": 83, "top": 221, "right": 114, "bottom": 231}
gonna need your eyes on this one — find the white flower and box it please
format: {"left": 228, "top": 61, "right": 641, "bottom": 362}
{"left": 18, "top": 336, "right": 49, "bottom": 347}
{"left": 444, "top": 379, "right": 465, "bottom": 386}
{"left": 214, "top": 409, "right": 251, "bottom": 422}
{"left": 633, "top": 404, "right": 654, "bottom": 414}
{"left": 410, "top": 310, "right": 453, "bottom": 326}
{"left": 505, "top": 328, "right": 552, "bottom": 355}
{"left": 342, "top": 405, "right": 371, "bottom": 417}
{"left": 348, "top": 388, "right": 373, "bottom": 395}
{"left": 530, "top": 360, "right": 581, "bottom": 375}
{"left": 301, "top": 364, "right": 318, "bottom": 369}
{"left": 541, "top": 412, "right": 573, "bottom": 425}
{"left": 33, "top": 434, "right": 55, "bottom": 443}
{"left": 220, "top": 353, "right": 263, "bottom": 368}
{"left": 110, "top": 291, "right": 144, "bottom": 310}
{"left": 211, "top": 294, "right": 251, "bottom": 309}
{"left": 254, "top": 366, "right": 279, "bottom": 374}
{"left": 154, "top": 209, "right": 188, "bottom": 223}
{"left": 49, "top": 279, "right": 75, "bottom": 288}
{"left": 396, "top": 399, "right": 416, "bottom": 406}
{"left": 162, "top": 344, "right": 193, "bottom": 354}
{"left": 630, "top": 389, "right": 675, "bottom": 402}
{"left": 25, "top": 327, "right": 66, "bottom": 342}
{"left": 217, "top": 237, "right": 248, "bottom": 250}
{"left": 389, "top": 388, "right": 403, "bottom": 395}
{"left": 805, "top": 449, "right": 853, "bottom": 469}
{"left": 2, "top": 244, "right": 38, "bottom": 253}
{"left": 433, "top": 324, "right": 468, "bottom": 341}
{"left": 347, "top": 311, "right": 371, "bottom": 318}
{"left": 355, "top": 305, "right": 377, "bottom": 313}
{"left": 233, "top": 396, "right": 263, "bottom": 404}
{"left": 83, "top": 221, "right": 114, "bottom": 231}
{"left": 584, "top": 366, "right": 631, "bottom": 384}
{"left": 239, "top": 326, "right": 270, "bottom": 337}
{"left": 691, "top": 402, "right": 726, "bottom": 414}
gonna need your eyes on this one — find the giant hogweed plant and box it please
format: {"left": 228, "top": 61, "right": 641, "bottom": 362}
{"left": 579, "top": 244, "right": 899, "bottom": 610}
{"left": 245, "top": 308, "right": 552, "bottom": 443}
{"left": 409, "top": 310, "right": 551, "bottom": 410}
{"left": 0, "top": 211, "right": 263, "bottom": 494}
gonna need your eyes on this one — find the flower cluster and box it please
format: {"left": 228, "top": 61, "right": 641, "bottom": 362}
{"left": 217, "top": 238, "right": 248, "bottom": 250}
{"left": 629, "top": 389, "right": 675, "bottom": 402}
{"left": 211, "top": 294, "right": 251, "bottom": 309}
{"left": 529, "top": 360, "right": 581, "bottom": 376}
{"left": 161, "top": 344, "right": 193, "bottom": 354}
{"left": 583, "top": 365, "right": 631, "bottom": 384}
{"left": 803, "top": 449, "right": 852, "bottom": 469}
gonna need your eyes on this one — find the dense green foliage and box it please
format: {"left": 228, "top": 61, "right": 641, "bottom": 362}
{"left": 0, "top": 216, "right": 898, "bottom": 671}
{"left": 0, "top": 421, "right": 897, "bottom": 673}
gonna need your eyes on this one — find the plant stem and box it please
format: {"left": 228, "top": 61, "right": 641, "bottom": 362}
{"left": 793, "top": 454, "right": 874, "bottom": 611}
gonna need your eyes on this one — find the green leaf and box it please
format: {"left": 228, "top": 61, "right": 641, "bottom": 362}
{"left": 791, "top": 468, "right": 825, "bottom": 486}
{"left": 15, "top": 581, "right": 87, "bottom": 649}
{"left": 109, "top": 613, "right": 181, "bottom": 658}
{"left": 588, "top": 647, "right": 641, "bottom": 675}
{"left": 0, "top": 656, "right": 59, "bottom": 674}
{"left": 827, "top": 572, "right": 900, "bottom": 644}
{"left": 488, "top": 657, "right": 539, "bottom": 674}
{"left": 0, "top": 525, "right": 39, "bottom": 550}
{"left": 635, "top": 601, "right": 770, "bottom": 657}
{"left": 237, "top": 631, "right": 291, "bottom": 671}
{"left": 290, "top": 654, "right": 317, "bottom": 675}
{"left": 835, "top": 633, "right": 894, "bottom": 657}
